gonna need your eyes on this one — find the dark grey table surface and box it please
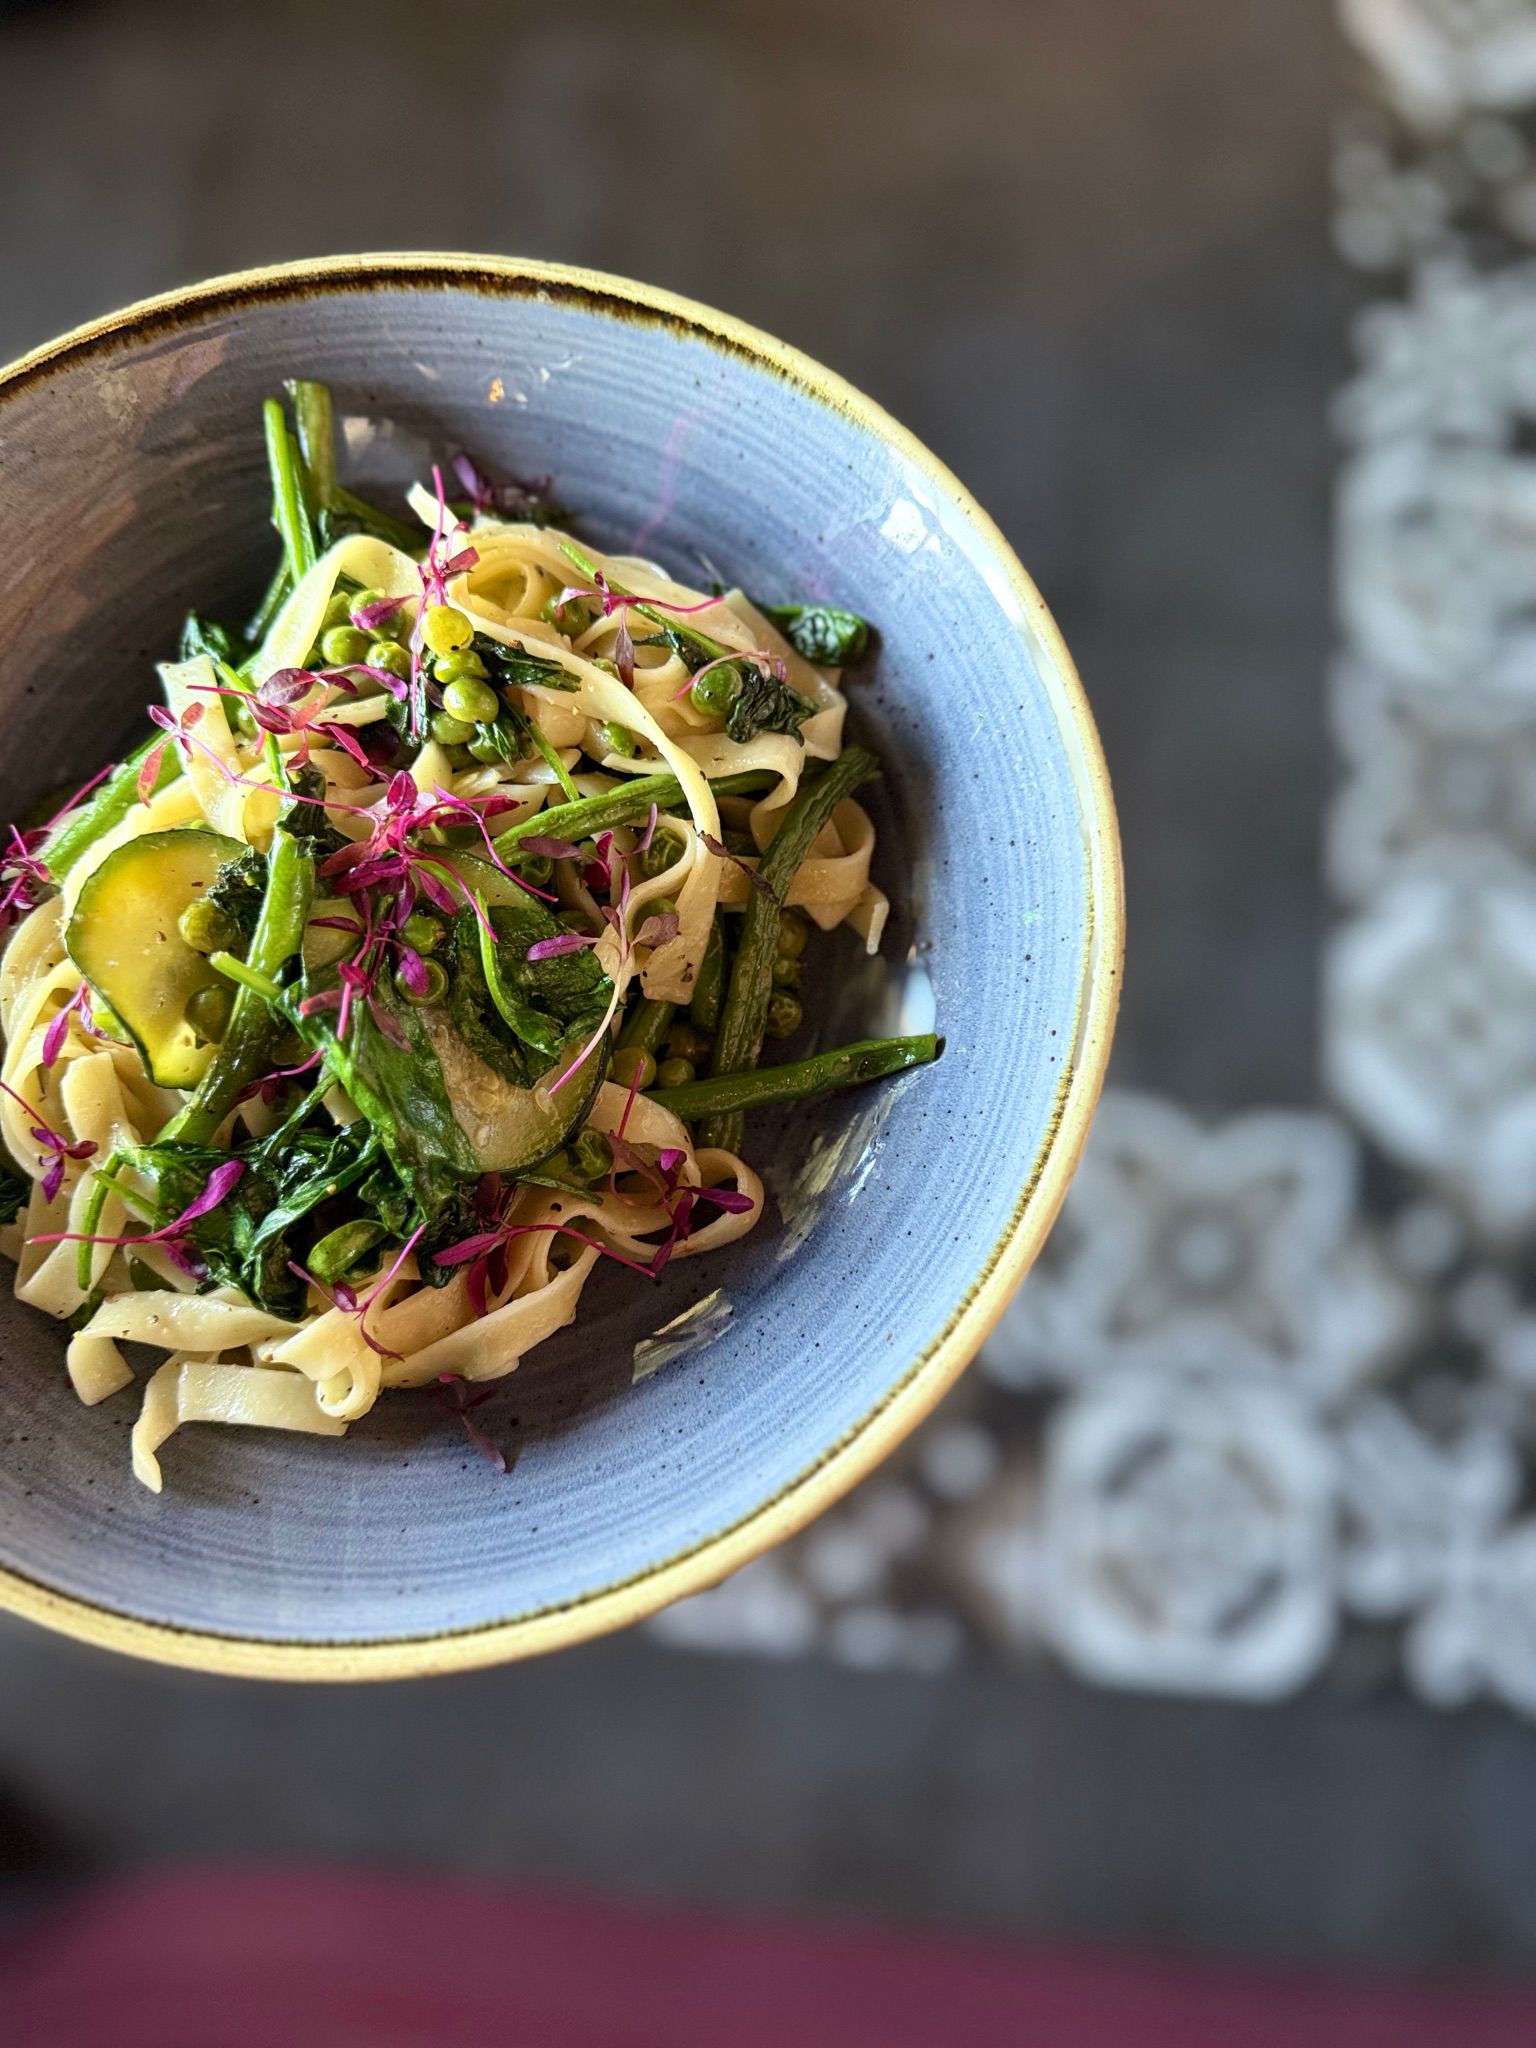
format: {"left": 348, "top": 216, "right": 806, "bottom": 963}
{"left": 3, "top": 0, "right": 1533, "bottom": 1978}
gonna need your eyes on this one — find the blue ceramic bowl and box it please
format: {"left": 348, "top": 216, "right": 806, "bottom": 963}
{"left": 0, "top": 257, "right": 1120, "bottom": 1676}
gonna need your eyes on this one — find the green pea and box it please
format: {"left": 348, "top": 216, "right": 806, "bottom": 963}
{"left": 611, "top": 1045, "right": 657, "bottom": 1091}
{"left": 320, "top": 625, "right": 372, "bottom": 667}
{"left": 422, "top": 604, "right": 473, "bottom": 654}
{"left": 690, "top": 662, "right": 740, "bottom": 716}
{"left": 401, "top": 911, "right": 445, "bottom": 954}
{"left": 430, "top": 711, "right": 474, "bottom": 747}
{"left": 397, "top": 958, "right": 448, "bottom": 1006}
{"left": 772, "top": 954, "right": 802, "bottom": 989}
{"left": 442, "top": 677, "right": 501, "bottom": 725}
{"left": 366, "top": 641, "right": 412, "bottom": 681}
{"left": 178, "top": 898, "right": 240, "bottom": 956}
{"left": 638, "top": 830, "right": 683, "bottom": 881}
{"left": 595, "top": 720, "right": 638, "bottom": 758}
{"left": 185, "top": 981, "right": 234, "bottom": 1043}
{"left": 568, "top": 1128, "right": 613, "bottom": 1183}
{"left": 348, "top": 588, "right": 401, "bottom": 636}
{"left": 542, "top": 593, "right": 595, "bottom": 636}
{"left": 321, "top": 590, "right": 356, "bottom": 630}
{"left": 776, "top": 911, "right": 809, "bottom": 959}
{"left": 664, "top": 1021, "right": 712, "bottom": 1065}
{"left": 433, "top": 648, "right": 489, "bottom": 685}
{"left": 765, "top": 991, "right": 803, "bottom": 1040}
{"left": 656, "top": 1056, "right": 696, "bottom": 1089}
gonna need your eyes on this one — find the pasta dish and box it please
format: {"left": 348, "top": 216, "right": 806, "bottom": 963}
{"left": 0, "top": 380, "right": 937, "bottom": 1489}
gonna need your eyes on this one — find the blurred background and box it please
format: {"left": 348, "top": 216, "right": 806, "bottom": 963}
{"left": 13, "top": 0, "right": 1536, "bottom": 2036}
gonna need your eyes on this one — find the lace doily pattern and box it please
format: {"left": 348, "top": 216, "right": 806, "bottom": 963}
{"left": 649, "top": 1, "right": 1536, "bottom": 1707}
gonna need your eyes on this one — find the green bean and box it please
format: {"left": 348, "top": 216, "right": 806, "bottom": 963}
{"left": 40, "top": 738, "right": 180, "bottom": 882}
{"left": 699, "top": 746, "right": 879, "bottom": 1150}
{"left": 160, "top": 832, "right": 314, "bottom": 1145}
{"left": 652, "top": 1035, "right": 938, "bottom": 1121}
{"left": 689, "top": 915, "right": 726, "bottom": 1033}
{"left": 618, "top": 998, "right": 675, "bottom": 1056}
{"left": 491, "top": 769, "right": 775, "bottom": 862}
{"left": 263, "top": 398, "right": 317, "bottom": 582}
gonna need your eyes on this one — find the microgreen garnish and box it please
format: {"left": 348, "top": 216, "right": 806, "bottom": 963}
{"left": 32, "top": 1158, "right": 245, "bottom": 1278}
{"left": 0, "top": 1078, "right": 97, "bottom": 1206}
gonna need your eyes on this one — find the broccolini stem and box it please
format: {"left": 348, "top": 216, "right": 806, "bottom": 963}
{"left": 651, "top": 1035, "right": 939, "bottom": 1120}
{"left": 699, "top": 745, "right": 879, "bottom": 1151}
{"left": 263, "top": 398, "right": 317, "bottom": 583}
{"left": 285, "top": 378, "right": 336, "bottom": 510}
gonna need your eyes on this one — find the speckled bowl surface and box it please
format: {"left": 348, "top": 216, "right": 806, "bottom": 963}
{"left": 0, "top": 256, "right": 1119, "bottom": 1677}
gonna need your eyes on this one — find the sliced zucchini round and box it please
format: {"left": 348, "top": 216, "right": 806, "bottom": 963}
{"left": 418, "top": 1001, "right": 608, "bottom": 1177}
{"left": 66, "top": 827, "right": 246, "bottom": 1089}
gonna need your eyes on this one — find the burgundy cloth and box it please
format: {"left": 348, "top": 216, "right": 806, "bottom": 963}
{"left": 2, "top": 1867, "right": 1535, "bottom": 2047}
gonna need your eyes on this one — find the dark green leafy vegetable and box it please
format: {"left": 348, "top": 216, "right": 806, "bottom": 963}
{"left": 274, "top": 765, "right": 347, "bottom": 863}
{"left": 122, "top": 1113, "right": 402, "bottom": 1317}
{"left": 722, "top": 664, "right": 815, "bottom": 746}
{"left": 476, "top": 636, "right": 579, "bottom": 693}
{"left": 202, "top": 850, "right": 268, "bottom": 949}
{"left": 283, "top": 892, "right": 612, "bottom": 1217}
{"left": 762, "top": 604, "right": 872, "bottom": 667}
{"left": 179, "top": 612, "right": 245, "bottom": 669}
{"left": 454, "top": 898, "right": 610, "bottom": 1071}
{"left": 639, "top": 626, "right": 712, "bottom": 674}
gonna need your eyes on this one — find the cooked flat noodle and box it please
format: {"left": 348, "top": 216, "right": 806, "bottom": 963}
{"left": 66, "top": 1331, "right": 133, "bottom": 1406}
{"left": 712, "top": 798, "right": 887, "bottom": 949}
{"left": 84, "top": 1291, "right": 302, "bottom": 1352}
{"left": 132, "top": 1356, "right": 347, "bottom": 1493}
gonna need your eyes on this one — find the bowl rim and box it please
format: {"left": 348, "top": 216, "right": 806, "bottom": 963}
{"left": 0, "top": 252, "right": 1122, "bottom": 1679}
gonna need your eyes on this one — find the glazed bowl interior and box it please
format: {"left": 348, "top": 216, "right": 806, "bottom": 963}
{"left": 0, "top": 257, "right": 1117, "bottom": 1674}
